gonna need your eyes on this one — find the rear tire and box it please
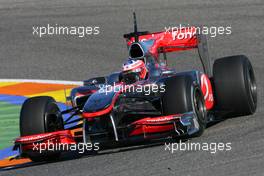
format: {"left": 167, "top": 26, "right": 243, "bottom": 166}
{"left": 213, "top": 55, "right": 257, "bottom": 116}
{"left": 20, "top": 96, "right": 64, "bottom": 162}
{"left": 162, "top": 75, "right": 207, "bottom": 137}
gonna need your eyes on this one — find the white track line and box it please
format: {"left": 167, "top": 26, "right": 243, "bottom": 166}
{"left": 0, "top": 79, "right": 83, "bottom": 85}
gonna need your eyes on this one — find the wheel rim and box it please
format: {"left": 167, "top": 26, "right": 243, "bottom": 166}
{"left": 45, "top": 103, "right": 64, "bottom": 132}
{"left": 193, "top": 88, "right": 206, "bottom": 123}
{"left": 247, "top": 66, "right": 257, "bottom": 105}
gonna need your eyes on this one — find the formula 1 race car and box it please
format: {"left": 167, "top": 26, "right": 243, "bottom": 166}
{"left": 14, "top": 13, "right": 257, "bottom": 162}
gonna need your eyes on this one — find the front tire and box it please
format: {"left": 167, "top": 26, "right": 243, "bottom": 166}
{"left": 162, "top": 75, "right": 207, "bottom": 137}
{"left": 20, "top": 96, "right": 64, "bottom": 162}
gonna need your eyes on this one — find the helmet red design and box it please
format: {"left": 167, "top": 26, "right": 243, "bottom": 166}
{"left": 122, "top": 59, "right": 147, "bottom": 80}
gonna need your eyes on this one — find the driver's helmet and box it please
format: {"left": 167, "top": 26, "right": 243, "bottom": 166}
{"left": 122, "top": 59, "right": 148, "bottom": 84}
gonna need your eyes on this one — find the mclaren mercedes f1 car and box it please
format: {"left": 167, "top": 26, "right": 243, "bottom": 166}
{"left": 14, "top": 13, "right": 257, "bottom": 161}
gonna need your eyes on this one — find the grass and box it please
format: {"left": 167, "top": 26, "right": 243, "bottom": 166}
{"left": 0, "top": 102, "right": 21, "bottom": 149}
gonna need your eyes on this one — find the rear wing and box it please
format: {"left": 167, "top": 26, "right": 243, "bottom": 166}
{"left": 125, "top": 27, "right": 198, "bottom": 53}
{"left": 124, "top": 27, "right": 212, "bottom": 77}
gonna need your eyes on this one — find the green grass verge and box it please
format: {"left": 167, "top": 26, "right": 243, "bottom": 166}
{"left": 0, "top": 102, "right": 21, "bottom": 149}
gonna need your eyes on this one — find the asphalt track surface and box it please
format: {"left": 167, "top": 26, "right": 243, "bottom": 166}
{"left": 0, "top": 0, "right": 264, "bottom": 175}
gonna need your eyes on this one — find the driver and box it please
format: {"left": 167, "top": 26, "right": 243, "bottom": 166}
{"left": 121, "top": 59, "right": 148, "bottom": 84}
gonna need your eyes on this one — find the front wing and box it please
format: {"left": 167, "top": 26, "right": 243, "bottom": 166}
{"left": 14, "top": 111, "right": 200, "bottom": 155}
